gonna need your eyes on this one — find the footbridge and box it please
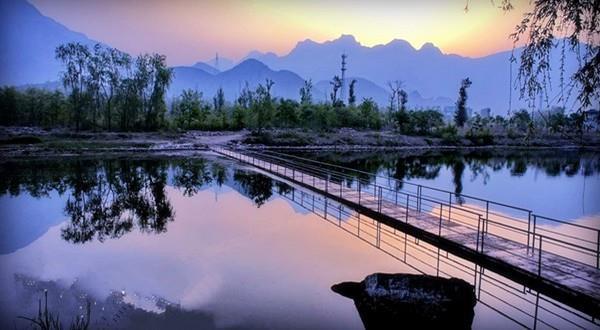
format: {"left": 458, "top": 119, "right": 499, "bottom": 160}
{"left": 212, "top": 147, "right": 600, "bottom": 318}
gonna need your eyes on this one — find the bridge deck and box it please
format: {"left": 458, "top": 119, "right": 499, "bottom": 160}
{"left": 213, "top": 147, "right": 600, "bottom": 316}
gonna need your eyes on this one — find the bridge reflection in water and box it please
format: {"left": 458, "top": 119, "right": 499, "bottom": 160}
{"left": 279, "top": 182, "right": 598, "bottom": 330}
{"left": 213, "top": 147, "right": 600, "bottom": 329}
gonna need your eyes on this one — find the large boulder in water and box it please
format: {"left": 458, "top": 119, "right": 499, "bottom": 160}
{"left": 332, "top": 273, "right": 476, "bottom": 329}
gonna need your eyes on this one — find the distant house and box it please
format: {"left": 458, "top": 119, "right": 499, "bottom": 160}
{"left": 479, "top": 108, "right": 491, "bottom": 118}
{"left": 584, "top": 109, "right": 599, "bottom": 130}
{"left": 442, "top": 105, "right": 473, "bottom": 123}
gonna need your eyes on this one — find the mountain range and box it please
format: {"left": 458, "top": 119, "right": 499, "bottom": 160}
{"left": 0, "top": 0, "right": 584, "bottom": 114}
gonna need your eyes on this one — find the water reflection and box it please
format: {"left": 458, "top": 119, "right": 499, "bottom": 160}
{"left": 1, "top": 159, "right": 230, "bottom": 245}
{"left": 290, "top": 149, "right": 600, "bottom": 181}
{"left": 285, "top": 149, "right": 600, "bottom": 219}
{"left": 274, "top": 182, "right": 600, "bottom": 329}
{"left": 1, "top": 153, "right": 599, "bottom": 329}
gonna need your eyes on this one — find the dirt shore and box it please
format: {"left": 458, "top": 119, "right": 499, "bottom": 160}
{"left": 1, "top": 126, "right": 599, "bottom": 158}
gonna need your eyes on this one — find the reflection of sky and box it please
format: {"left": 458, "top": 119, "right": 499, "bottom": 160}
{"left": 1, "top": 158, "right": 596, "bottom": 329}
{"left": 0, "top": 186, "right": 409, "bottom": 329}
{"left": 0, "top": 192, "right": 67, "bottom": 254}
{"left": 384, "top": 163, "right": 600, "bottom": 221}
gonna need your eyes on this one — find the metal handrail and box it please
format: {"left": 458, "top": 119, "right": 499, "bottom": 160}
{"left": 277, "top": 180, "right": 600, "bottom": 329}
{"left": 215, "top": 147, "right": 600, "bottom": 270}
{"left": 259, "top": 149, "right": 599, "bottom": 232}
{"left": 244, "top": 149, "right": 485, "bottom": 219}
{"left": 261, "top": 149, "right": 533, "bottom": 211}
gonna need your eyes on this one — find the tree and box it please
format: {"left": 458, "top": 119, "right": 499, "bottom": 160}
{"left": 509, "top": 109, "right": 532, "bottom": 132}
{"left": 103, "top": 47, "right": 131, "bottom": 131}
{"left": 276, "top": 99, "right": 299, "bottom": 127}
{"left": 387, "top": 82, "right": 397, "bottom": 114}
{"left": 253, "top": 79, "right": 275, "bottom": 133}
{"left": 56, "top": 42, "right": 91, "bottom": 131}
{"left": 330, "top": 75, "right": 342, "bottom": 106}
{"left": 505, "top": 0, "right": 599, "bottom": 112}
{"left": 213, "top": 87, "right": 226, "bottom": 129}
{"left": 358, "top": 98, "right": 381, "bottom": 129}
{"left": 398, "top": 89, "right": 408, "bottom": 112}
{"left": 300, "top": 79, "right": 313, "bottom": 105}
{"left": 147, "top": 54, "right": 173, "bottom": 130}
{"left": 0, "top": 87, "right": 19, "bottom": 125}
{"left": 174, "top": 89, "right": 202, "bottom": 129}
{"left": 348, "top": 79, "right": 357, "bottom": 106}
{"left": 454, "top": 78, "right": 472, "bottom": 127}
{"left": 394, "top": 90, "right": 409, "bottom": 133}
{"left": 408, "top": 110, "right": 444, "bottom": 135}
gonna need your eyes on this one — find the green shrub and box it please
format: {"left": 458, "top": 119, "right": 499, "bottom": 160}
{"left": 466, "top": 128, "right": 494, "bottom": 145}
{"left": 435, "top": 124, "right": 460, "bottom": 145}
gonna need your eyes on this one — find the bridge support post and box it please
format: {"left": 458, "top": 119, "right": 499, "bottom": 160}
{"left": 448, "top": 193, "right": 452, "bottom": 222}
{"left": 405, "top": 195, "right": 409, "bottom": 223}
{"left": 485, "top": 201, "right": 490, "bottom": 234}
{"left": 597, "top": 231, "right": 599, "bottom": 269}
{"left": 527, "top": 211, "right": 532, "bottom": 253}
{"left": 476, "top": 216, "right": 481, "bottom": 253}
{"left": 358, "top": 183, "right": 361, "bottom": 205}
{"left": 378, "top": 187, "right": 382, "bottom": 213}
{"left": 532, "top": 215, "right": 537, "bottom": 252}
{"left": 538, "top": 236, "right": 543, "bottom": 277}
{"left": 439, "top": 204, "right": 443, "bottom": 237}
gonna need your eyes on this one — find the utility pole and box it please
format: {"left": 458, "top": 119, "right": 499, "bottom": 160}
{"left": 215, "top": 52, "right": 219, "bottom": 71}
{"left": 340, "top": 54, "right": 347, "bottom": 103}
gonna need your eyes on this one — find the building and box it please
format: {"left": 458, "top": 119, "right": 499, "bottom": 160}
{"left": 479, "top": 108, "right": 491, "bottom": 118}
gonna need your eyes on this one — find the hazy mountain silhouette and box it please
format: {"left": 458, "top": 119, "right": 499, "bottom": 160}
{"left": 205, "top": 55, "right": 235, "bottom": 71}
{"left": 245, "top": 34, "right": 583, "bottom": 113}
{"left": 170, "top": 59, "right": 305, "bottom": 100}
{"left": 0, "top": 0, "right": 99, "bottom": 86}
{"left": 191, "top": 61, "right": 220, "bottom": 75}
{"left": 1, "top": 1, "right": 585, "bottom": 113}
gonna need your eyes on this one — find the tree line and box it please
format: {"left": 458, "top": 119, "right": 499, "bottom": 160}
{"left": 1, "top": 43, "right": 172, "bottom": 131}
{"left": 0, "top": 42, "right": 597, "bottom": 138}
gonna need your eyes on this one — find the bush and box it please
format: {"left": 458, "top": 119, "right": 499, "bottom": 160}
{"left": 405, "top": 110, "right": 444, "bottom": 135}
{"left": 435, "top": 124, "right": 460, "bottom": 145}
{"left": 466, "top": 128, "right": 494, "bottom": 145}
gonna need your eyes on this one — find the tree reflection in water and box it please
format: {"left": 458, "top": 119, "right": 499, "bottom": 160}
{"left": 61, "top": 161, "right": 174, "bottom": 243}
{"left": 0, "top": 158, "right": 231, "bottom": 244}
{"left": 1, "top": 150, "right": 598, "bottom": 244}
{"left": 291, "top": 149, "right": 600, "bottom": 202}
{"left": 232, "top": 170, "right": 273, "bottom": 207}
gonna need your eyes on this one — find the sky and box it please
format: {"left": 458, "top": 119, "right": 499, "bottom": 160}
{"left": 29, "top": 0, "right": 531, "bottom": 65}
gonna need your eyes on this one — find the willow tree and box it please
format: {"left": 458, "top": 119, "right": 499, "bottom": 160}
{"left": 506, "top": 0, "right": 599, "bottom": 111}
{"left": 56, "top": 43, "right": 91, "bottom": 131}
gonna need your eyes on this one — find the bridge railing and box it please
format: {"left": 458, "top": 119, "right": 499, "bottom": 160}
{"left": 213, "top": 147, "right": 600, "bottom": 274}
{"left": 255, "top": 149, "right": 600, "bottom": 269}
{"left": 281, "top": 186, "right": 600, "bottom": 329}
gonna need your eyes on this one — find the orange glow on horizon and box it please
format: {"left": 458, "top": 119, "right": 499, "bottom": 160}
{"left": 29, "top": 0, "right": 532, "bottom": 64}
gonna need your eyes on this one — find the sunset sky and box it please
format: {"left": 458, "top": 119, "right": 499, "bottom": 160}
{"left": 29, "top": 0, "right": 531, "bottom": 65}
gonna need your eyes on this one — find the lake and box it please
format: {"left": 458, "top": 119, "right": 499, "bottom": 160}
{"left": 0, "top": 149, "right": 599, "bottom": 329}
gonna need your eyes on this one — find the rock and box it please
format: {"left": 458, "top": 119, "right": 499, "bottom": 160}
{"left": 332, "top": 273, "right": 476, "bottom": 329}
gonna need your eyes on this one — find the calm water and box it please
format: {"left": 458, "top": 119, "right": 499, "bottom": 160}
{"left": 0, "top": 150, "right": 598, "bottom": 329}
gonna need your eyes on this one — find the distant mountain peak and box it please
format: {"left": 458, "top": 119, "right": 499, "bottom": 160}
{"left": 328, "top": 34, "right": 361, "bottom": 47}
{"left": 418, "top": 42, "right": 442, "bottom": 55}
{"left": 230, "top": 58, "right": 270, "bottom": 72}
{"left": 295, "top": 38, "right": 318, "bottom": 48}
{"left": 191, "top": 61, "right": 220, "bottom": 75}
{"left": 385, "top": 38, "right": 416, "bottom": 51}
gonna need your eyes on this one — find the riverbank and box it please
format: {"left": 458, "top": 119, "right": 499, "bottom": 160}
{"left": 1, "top": 126, "right": 599, "bottom": 157}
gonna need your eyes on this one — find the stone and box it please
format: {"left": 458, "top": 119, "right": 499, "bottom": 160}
{"left": 332, "top": 273, "right": 477, "bottom": 329}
